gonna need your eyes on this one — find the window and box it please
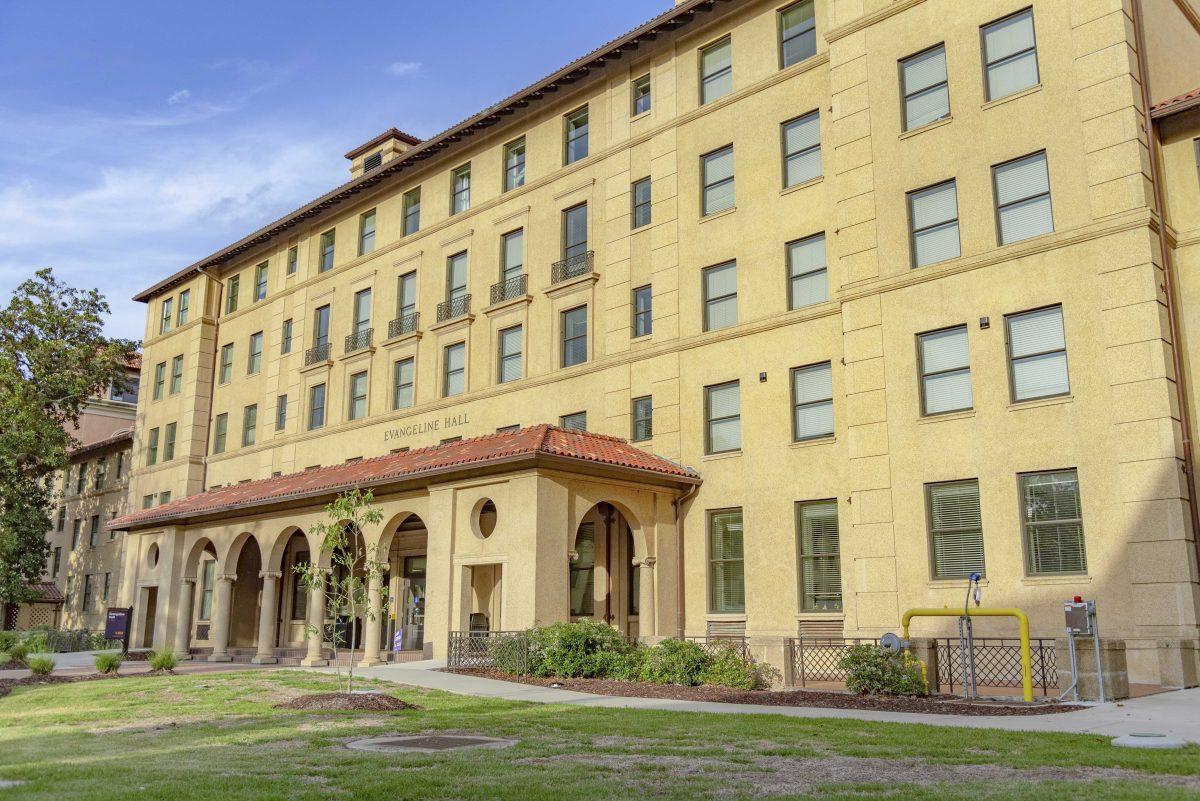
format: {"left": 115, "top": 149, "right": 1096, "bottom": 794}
{"left": 570, "top": 522, "right": 595, "bottom": 616}
{"left": 393, "top": 357, "right": 415, "bottom": 409}
{"left": 993, "top": 151, "right": 1053, "bottom": 244}
{"left": 83, "top": 574, "right": 94, "bottom": 611}
{"left": 1006, "top": 305, "right": 1069, "bottom": 401}
{"left": 983, "top": 8, "right": 1039, "bottom": 101}
{"left": 247, "top": 331, "right": 263, "bottom": 374}
{"left": 75, "top": 464, "right": 86, "bottom": 493}
{"left": 308, "top": 384, "right": 326, "bottom": 430}
{"left": 919, "top": 326, "right": 972, "bottom": 415}
{"left": 56, "top": 507, "right": 65, "bottom": 533}
{"left": 1021, "top": 469, "right": 1086, "bottom": 574}
{"left": 702, "top": 145, "right": 735, "bottom": 215}
{"left": 927, "top": 480, "right": 986, "bottom": 579}
{"left": 705, "top": 381, "right": 740, "bottom": 453}
{"left": 116, "top": 451, "right": 125, "bottom": 478}
{"left": 275, "top": 394, "right": 287, "bottom": 431}
{"left": 158, "top": 491, "right": 171, "bottom": 505}
{"left": 779, "top": 0, "right": 816, "bottom": 67}
{"left": 631, "top": 177, "right": 652, "bottom": 228}
{"left": 103, "top": 573, "right": 110, "bottom": 601}
{"left": 909, "top": 179, "right": 961, "bottom": 267}
{"left": 443, "top": 343, "right": 466, "bottom": 397}
{"left": 403, "top": 187, "right": 421, "bottom": 235}
{"left": 163, "top": 422, "right": 176, "bottom": 461}
{"left": 241, "top": 405, "right": 257, "bottom": 446}
{"left": 88, "top": 515, "right": 100, "bottom": 547}
{"left": 110, "top": 376, "right": 139, "bottom": 404}
{"left": 797, "top": 499, "right": 841, "bottom": 611}
{"left": 632, "top": 73, "right": 651, "bottom": 115}
{"left": 254, "top": 262, "right": 268, "bottom": 301}
{"left": 352, "top": 288, "right": 372, "bottom": 337}
{"left": 94, "top": 458, "right": 106, "bottom": 489}
{"left": 71, "top": 519, "right": 81, "bottom": 549}
{"left": 501, "top": 229, "right": 524, "bottom": 282}
{"left": 313, "top": 305, "right": 331, "bottom": 350}
{"left": 496, "top": 425, "right": 520, "bottom": 434}
{"left": 219, "top": 343, "right": 233, "bottom": 383}
{"left": 152, "top": 362, "right": 166, "bottom": 400}
{"left": 450, "top": 163, "right": 471, "bottom": 214}
{"left": 226, "top": 275, "right": 240, "bottom": 314}
{"left": 498, "top": 325, "right": 522, "bottom": 383}
{"left": 446, "top": 251, "right": 468, "bottom": 303}
{"left": 319, "top": 229, "right": 335, "bottom": 272}
{"left": 177, "top": 289, "right": 190, "bottom": 325}
{"left": 52, "top": 547, "right": 61, "bottom": 577}
{"left": 632, "top": 285, "right": 653, "bottom": 337}
{"left": 792, "top": 362, "right": 834, "bottom": 441}
{"left": 700, "top": 37, "right": 732, "bottom": 104}
{"left": 146, "top": 427, "right": 160, "bottom": 465}
{"left": 142, "top": 495, "right": 154, "bottom": 510}
{"left": 503, "top": 137, "right": 526, "bottom": 191}
{"left": 708, "top": 509, "right": 744, "bottom": 613}
{"left": 702, "top": 261, "right": 737, "bottom": 331}
{"left": 561, "top": 306, "right": 588, "bottom": 367}
{"left": 564, "top": 106, "right": 589, "bottom": 164}
{"left": 212, "top": 413, "right": 228, "bottom": 454}
{"left": 286, "top": 246, "right": 298, "bottom": 275}
{"left": 560, "top": 411, "right": 587, "bottom": 431}
{"left": 787, "top": 233, "right": 827, "bottom": 309}
{"left": 170, "top": 355, "right": 183, "bottom": 395}
{"left": 281, "top": 319, "right": 293, "bottom": 354}
{"left": 782, "top": 111, "right": 821, "bottom": 187}
{"left": 358, "top": 209, "right": 376, "bottom": 255}
{"left": 562, "top": 203, "right": 588, "bottom": 260}
{"left": 199, "top": 561, "right": 216, "bottom": 620}
{"left": 347, "top": 371, "right": 368, "bottom": 420}
{"left": 632, "top": 396, "right": 653, "bottom": 442}
{"left": 159, "top": 298, "right": 173, "bottom": 334}
{"left": 901, "top": 45, "right": 950, "bottom": 130}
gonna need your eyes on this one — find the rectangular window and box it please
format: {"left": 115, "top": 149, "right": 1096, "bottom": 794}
{"left": 901, "top": 45, "right": 950, "bottom": 130}
{"left": 163, "top": 422, "right": 176, "bottom": 461}
{"left": 308, "top": 384, "right": 326, "bottom": 430}
{"left": 443, "top": 343, "right": 466, "bottom": 397}
{"left": 632, "top": 395, "right": 653, "bottom": 442}
{"left": 281, "top": 318, "right": 293, "bottom": 354}
{"left": 52, "top": 547, "right": 61, "bottom": 577}
{"left": 560, "top": 411, "right": 587, "bottom": 431}
{"left": 446, "top": 251, "right": 468, "bottom": 302}
{"left": 703, "top": 261, "right": 738, "bottom": 331}
{"left": 397, "top": 271, "right": 418, "bottom": 319}
{"left": 561, "top": 306, "right": 588, "bottom": 367}
{"left": 103, "top": 573, "right": 110, "bottom": 601}
{"left": 170, "top": 354, "right": 184, "bottom": 395}
{"left": 94, "top": 458, "right": 106, "bottom": 489}
{"left": 631, "top": 177, "right": 652, "bottom": 228}
{"left": 632, "top": 73, "right": 651, "bottom": 115}
{"left": 275, "top": 394, "right": 287, "bottom": 431}
{"left": 797, "top": 499, "right": 841, "bottom": 611}
{"left": 498, "top": 325, "right": 522, "bottom": 383}
{"left": 503, "top": 137, "right": 526, "bottom": 192}
{"left": 83, "top": 574, "right": 94, "bottom": 611}
{"left": 564, "top": 106, "right": 589, "bottom": 164}
{"left": 226, "top": 275, "right": 240, "bottom": 314}
{"left": 177, "top": 289, "right": 190, "bottom": 326}
{"left": 159, "top": 491, "right": 171, "bottom": 505}
{"left": 358, "top": 208, "right": 376, "bottom": 255}
{"left": 782, "top": 111, "right": 821, "bottom": 187}
{"left": 787, "top": 233, "right": 827, "bottom": 309}
{"left": 702, "top": 145, "right": 735, "bottom": 215}
{"left": 212, "top": 413, "right": 228, "bottom": 454}
{"left": 116, "top": 451, "right": 124, "bottom": 478}
{"left": 254, "top": 262, "right": 268, "bottom": 301}
{"left": 348, "top": 371, "right": 368, "bottom": 420}
{"left": 159, "top": 298, "right": 173, "bottom": 334}
{"left": 779, "top": 0, "right": 816, "bottom": 68}
{"left": 199, "top": 561, "right": 216, "bottom": 620}
{"left": 393, "top": 357, "right": 415, "bottom": 409}
{"left": 71, "top": 519, "right": 81, "bottom": 549}
{"left": 569, "top": 522, "right": 595, "bottom": 616}
{"left": 909, "top": 179, "right": 961, "bottom": 267}
{"left": 919, "top": 326, "right": 972, "bottom": 414}
{"left": 352, "top": 288, "right": 372, "bottom": 336}
{"left": 792, "top": 362, "right": 834, "bottom": 441}
{"left": 56, "top": 507, "right": 65, "bottom": 533}
{"left": 142, "top": 495, "right": 154, "bottom": 510}
{"left": 286, "top": 246, "right": 298, "bottom": 275}
{"left": 1021, "top": 469, "right": 1086, "bottom": 575}
{"left": 1007, "top": 305, "right": 1069, "bottom": 401}
{"left": 983, "top": 8, "right": 1039, "bottom": 101}
{"left": 501, "top": 229, "right": 524, "bottom": 282}
{"left": 403, "top": 187, "right": 421, "bottom": 236}
{"left": 632, "top": 285, "right": 653, "bottom": 337}
{"left": 705, "top": 380, "right": 741, "bottom": 454}
{"left": 927, "top": 480, "right": 986, "bottom": 579}
{"left": 450, "top": 163, "right": 471, "bottom": 214}
{"left": 700, "top": 37, "right": 733, "bottom": 104}
{"left": 219, "top": 343, "right": 233, "bottom": 383}
{"left": 247, "top": 331, "right": 263, "bottom": 374}
{"left": 562, "top": 203, "right": 588, "bottom": 260}
{"left": 313, "top": 305, "right": 330, "bottom": 349}
{"left": 152, "top": 361, "right": 165, "bottom": 400}
{"left": 319, "top": 229, "right": 336, "bottom": 272}
{"left": 76, "top": 464, "right": 86, "bottom": 493}
{"left": 241, "top": 404, "right": 257, "bottom": 446}
{"left": 708, "top": 508, "right": 744, "bottom": 613}
{"left": 89, "top": 515, "right": 99, "bottom": 547}
{"left": 146, "top": 427, "right": 160, "bottom": 465}
{"left": 993, "top": 151, "right": 1053, "bottom": 244}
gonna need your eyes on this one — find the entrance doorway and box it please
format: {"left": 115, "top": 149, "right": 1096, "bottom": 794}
{"left": 383, "top": 514, "right": 429, "bottom": 655}
{"left": 469, "top": 564, "right": 502, "bottom": 632}
{"left": 570, "top": 502, "right": 638, "bottom": 635}
{"left": 141, "top": 586, "right": 158, "bottom": 648}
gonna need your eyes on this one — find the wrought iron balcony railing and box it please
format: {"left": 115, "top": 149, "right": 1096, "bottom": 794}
{"left": 436, "top": 294, "right": 471, "bottom": 323}
{"left": 344, "top": 328, "right": 373, "bottom": 354}
{"left": 304, "top": 342, "right": 331, "bottom": 366}
{"left": 551, "top": 250, "right": 594, "bottom": 284}
{"left": 490, "top": 274, "right": 527, "bottom": 305}
{"left": 387, "top": 312, "right": 420, "bottom": 339}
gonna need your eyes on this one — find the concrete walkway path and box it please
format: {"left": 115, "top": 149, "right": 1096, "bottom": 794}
{"left": 313, "top": 659, "right": 1200, "bottom": 744}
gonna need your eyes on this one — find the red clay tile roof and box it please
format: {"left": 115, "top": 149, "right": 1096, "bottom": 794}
{"left": 344, "top": 127, "right": 423, "bottom": 159}
{"left": 1151, "top": 86, "right": 1200, "bottom": 118}
{"left": 69, "top": 428, "right": 133, "bottom": 459}
{"left": 26, "top": 582, "right": 65, "bottom": 603}
{"left": 109, "top": 425, "right": 699, "bottom": 531}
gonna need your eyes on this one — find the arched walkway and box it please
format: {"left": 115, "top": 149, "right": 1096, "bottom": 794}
{"left": 358, "top": 512, "right": 429, "bottom": 663}
{"left": 570, "top": 502, "right": 646, "bottom": 637}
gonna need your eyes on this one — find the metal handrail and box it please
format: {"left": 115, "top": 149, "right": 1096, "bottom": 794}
{"left": 344, "top": 328, "right": 373, "bottom": 354}
{"left": 304, "top": 342, "right": 331, "bottom": 366}
{"left": 387, "top": 312, "right": 420, "bottom": 338}
{"left": 437, "top": 294, "right": 471, "bottom": 322}
{"left": 490, "top": 274, "right": 527, "bottom": 305}
{"left": 551, "top": 250, "right": 594, "bottom": 284}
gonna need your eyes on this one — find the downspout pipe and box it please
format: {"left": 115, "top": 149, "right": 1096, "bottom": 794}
{"left": 1131, "top": 0, "right": 1200, "bottom": 572}
{"left": 673, "top": 482, "right": 699, "bottom": 639}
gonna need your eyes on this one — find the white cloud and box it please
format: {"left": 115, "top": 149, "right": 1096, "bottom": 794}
{"left": 386, "top": 61, "right": 422, "bottom": 77}
{"left": 167, "top": 89, "right": 192, "bottom": 105}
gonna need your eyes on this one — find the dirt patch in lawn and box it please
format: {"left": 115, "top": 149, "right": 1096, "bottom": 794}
{"left": 276, "top": 692, "right": 418, "bottom": 712}
{"left": 448, "top": 669, "right": 1081, "bottom": 716}
{"left": 0, "top": 673, "right": 122, "bottom": 699}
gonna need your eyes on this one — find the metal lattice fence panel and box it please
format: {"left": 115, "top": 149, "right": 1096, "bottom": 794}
{"left": 935, "top": 637, "right": 1058, "bottom": 695}
{"left": 446, "top": 630, "right": 529, "bottom": 671}
{"left": 683, "top": 636, "right": 750, "bottom": 663}
{"left": 788, "top": 637, "right": 880, "bottom": 685}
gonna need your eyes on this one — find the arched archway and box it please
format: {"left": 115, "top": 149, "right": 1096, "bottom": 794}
{"left": 570, "top": 501, "right": 642, "bottom": 637}
{"left": 274, "top": 527, "right": 313, "bottom": 649}
{"left": 225, "top": 533, "right": 264, "bottom": 648}
{"left": 377, "top": 512, "right": 429, "bottom": 656}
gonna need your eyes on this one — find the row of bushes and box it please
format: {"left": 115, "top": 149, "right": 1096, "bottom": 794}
{"left": 0, "top": 628, "right": 117, "bottom": 654}
{"left": 0, "top": 648, "right": 178, "bottom": 675}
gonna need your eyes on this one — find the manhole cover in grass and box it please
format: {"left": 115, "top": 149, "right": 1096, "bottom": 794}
{"left": 347, "top": 734, "right": 517, "bottom": 753}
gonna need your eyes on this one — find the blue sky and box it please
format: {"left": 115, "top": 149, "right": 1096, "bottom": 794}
{"left": 0, "top": 1, "right": 661, "bottom": 339}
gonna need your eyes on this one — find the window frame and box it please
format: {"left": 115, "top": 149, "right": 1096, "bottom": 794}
{"left": 917, "top": 324, "right": 973, "bottom": 416}
{"left": 163, "top": 421, "right": 176, "bottom": 461}
{"left": 560, "top": 305, "right": 588, "bottom": 368}
{"left": 358, "top": 208, "right": 377, "bottom": 256}
{"left": 159, "top": 297, "right": 173, "bottom": 334}
{"left": 560, "top": 411, "right": 587, "bottom": 431}
{"left": 319, "top": 229, "right": 336, "bottom": 272}
{"left": 980, "top": 7, "right": 1040, "bottom": 102}
{"left": 254, "top": 262, "right": 268, "bottom": 302}
{"left": 900, "top": 43, "right": 951, "bottom": 131}
{"left": 699, "top": 36, "right": 733, "bottom": 105}
{"left": 503, "top": 137, "right": 526, "bottom": 192}
{"left": 225, "top": 275, "right": 239, "bottom": 314}
{"left": 781, "top": 110, "right": 822, "bottom": 188}
{"left": 402, "top": 187, "right": 421, "bottom": 236}
{"left": 992, "top": 150, "right": 1053, "bottom": 245}
{"left": 308, "top": 384, "right": 327, "bottom": 430}
{"left": 152, "top": 361, "right": 165, "bottom": 400}
{"left": 796, "top": 498, "right": 842, "bottom": 612}
{"left": 632, "top": 285, "right": 653, "bottom": 338}
{"left": 631, "top": 177, "right": 652, "bottom": 228}
{"left": 791, "top": 361, "right": 834, "bottom": 442}
{"left": 247, "top": 331, "right": 263, "bottom": 375}
{"left": 347, "top": 371, "right": 369, "bottom": 421}
{"left": 218, "top": 343, "right": 233, "bottom": 384}
{"left": 241, "top": 404, "right": 257, "bottom": 447}
{"left": 212, "top": 413, "right": 228, "bottom": 454}
{"left": 1005, "top": 303, "right": 1070, "bottom": 402}
{"left": 707, "top": 507, "right": 745, "bottom": 614}
{"left": 786, "top": 232, "right": 828, "bottom": 310}
{"left": 631, "top": 395, "right": 653, "bottom": 442}
{"left": 925, "top": 478, "right": 986, "bottom": 580}
{"left": 275, "top": 394, "right": 287, "bottom": 431}
{"left": 281, "top": 318, "right": 293, "bottom": 354}
{"left": 286, "top": 246, "right": 298, "bottom": 275}
{"left": 497, "top": 324, "right": 522, "bottom": 384}
{"left": 778, "top": 0, "right": 817, "bottom": 69}
{"left": 393, "top": 356, "right": 415, "bottom": 410}
{"left": 1019, "top": 468, "right": 1087, "bottom": 576}
{"left": 907, "top": 178, "right": 961, "bottom": 268}
{"left": 702, "top": 261, "right": 738, "bottom": 332}
{"left": 704, "top": 380, "right": 741, "bottom": 454}
{"left": 450, "top": 163, "right": 471, "bottom": 215}
{"left": 443, "top": 342, "right": 466, "bottom": 397}
{"left": 169, "top": 354, "right": 184, "bottom": 395}
{"left": 563, "top": 105, "right": 589, "bottom": 165}
{"left": 397, "top": 271, "right": 418, "bottom": 318}
{"left": 631, "top": 73, "right": 651, "bottom": 116}
{"left": 500, "top": 229, "right": 524, "bottom": 282}
{"left": 701, "top": 145, "right": 735, "bottom": 216}
{"left": 562, "top": 202, "right": 589, "bottom": 261}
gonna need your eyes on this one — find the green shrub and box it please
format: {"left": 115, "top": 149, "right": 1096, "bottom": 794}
{"left": 27, "top": 656, "right": 55, "bottom": 676}
{"left": 0, "top": 652, "right": 11, "bottom": 668}
{"left": 21, "top": 631, "right": 48, "bottom": 654}
{"left": 700, "top": 644, "right": 761, "bottom": 689}
{"left": 838, "top": 644, "right": 928, "bottom": 696}
{"left": 592, "top": 646, "right": 646, "bottom": 681}
{"left": 8, "top": 643, "right": 29, "bottom": 663}
{"left": 639, "top": 639, "right": 711, "bottom": 686}
{"left": 0, "top": 631, "right": 17, "bottom": 652}
{"left": 148, "top": 649, "right": 178, "bottom": 672}
{"left": 94, "top": 652, "right": 124, "bottom": 674}
{"left": 527, "top": 620, "right": 633, "bottom": 679}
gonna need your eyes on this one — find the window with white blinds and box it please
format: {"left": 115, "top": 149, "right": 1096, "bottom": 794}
{"left": 788, "top": 233, "right": 827, "bottom": 309}
{"left": 792, "top": 362, "right": 834, "bottom": 441}
{"left": 994, "top": 151, "right": 1053, "bottom": 244}
{"left": 443, "top": 342, "right": 465, "bottom": 397}
{"left": 393, "top": 358, "right": 414, "bottom": 410}
{"left": 705, "top": 380, "right": 740, "bottom": 453}
{"left": 702, "top": 146, "right": 735, "bottom": 215}
{"left": 501, "top": 230, "right": 524, "bottom": 282}
{"left": 782, "top": 112, "right": 821, "bottom": 188}
{"left": 446, "top": 252, "right": 468, "bottom": 302}
{"left": 1021, "top": 469, "right": 1087, "bottom": 575}
{"left": 560, "top": 411, "right": 587, "bottom": 432}
{"left": 909, "top": 180, "right": 960, "bottom": 267}
{"left": 919, "top": 326, "right": 972, "bottom": 415}
{"left": 797, "top": 500, "right": 841, "bottom": 612}
{"left": 570, "top": 522, "right": 595, "bottom": 616}
{"left": 700, "top": 37, "right": 733, "bottom": 104}
{"left": 498, "top": 325, "right": 522, "bottom": 384}
{"left": 708, "top": 508, "right": 744, "bottom": 613}
{"left": 779, "top": 0, "right": 816, "bottom": 68}
{"left": 901, "top": 45, "right": 950, "bottom": 130}
{"left": 927, "top": 480, "right": 985, "bottom": 579}
{"left": 703, "top": 261, "right": 738, "bottom": 331}
{"left": 983, "top": 9, "right": 1039, "bottom": 101}
{"left": 1007, "top": 305, "right": 1069, "bottom": 401}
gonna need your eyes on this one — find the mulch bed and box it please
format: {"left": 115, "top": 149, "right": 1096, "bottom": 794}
{"left": 0, "top": 673, "right": 121, "bottom": 699}
{"left": 448, "top": 669, "right": 1082, "bottom": 716}
{"left": 275, "top": 692, "right": 419, "bottom": 712}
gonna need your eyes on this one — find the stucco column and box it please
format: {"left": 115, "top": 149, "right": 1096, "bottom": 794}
{"left": 358, "top": 570, "right": 385, "bottom": 667}
{"left": 637, "top": 557, "right": 657, "bottom": 640}
{"left": 173, "top": 579, "right": 196, "bottom": 659}
{"left": 207, "top": 574, "right": 235, "bottom": 662}
{"left": 301, "top": 570, "right": 328, "bottom": 667}
{"left": 252, "top": 572, "right": 282, "bottom": 664}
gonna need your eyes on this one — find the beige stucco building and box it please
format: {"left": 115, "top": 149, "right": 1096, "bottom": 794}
{"left": 106, "top": 0, "right": 1200, "bottom": 686}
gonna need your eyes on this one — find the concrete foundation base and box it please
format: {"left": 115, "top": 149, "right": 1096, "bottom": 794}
{"left": 250, "top": 656, "right": 278, "bottom": 665}
{"left": 207, "top": 654, "right": 232, "bottom": 663}
{"left": 1056, "top": 637, "right": 1129, "bottom": 701}
{"left": 1157, "top": 639, "right": 1200, "bottom": 688}
{"left": 300, "top": 657, "right": 328, "bottom": 667}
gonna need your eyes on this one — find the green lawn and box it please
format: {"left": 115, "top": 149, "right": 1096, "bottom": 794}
{"left": 0, "top": 670, "right": 1198, "bottom": 800}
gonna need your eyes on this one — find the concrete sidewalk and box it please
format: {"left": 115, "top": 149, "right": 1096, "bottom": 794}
{"left": 313, "top": 659, "right": 1200, "bottom": 744}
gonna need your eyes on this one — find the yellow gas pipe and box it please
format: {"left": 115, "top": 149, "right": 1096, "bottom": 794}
{"left": 901, "top": 607, "right": 1034, "bottom": 703}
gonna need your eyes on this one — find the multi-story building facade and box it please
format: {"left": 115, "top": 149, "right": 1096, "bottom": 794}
{"left": 109, "top": 0, "right": 1200, "bottom": 685}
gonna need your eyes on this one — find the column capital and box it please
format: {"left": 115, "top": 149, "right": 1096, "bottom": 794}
{"left": 633, "top": 556, "right": 657, "bottom": 569}
{"left": 259, "top": 571, "right": 283, "bottom": 580}
{"left": 216, "top": 573, "right": 238, "bottom": 583}
{"left": 180, "top": 576, "right": 197, "bottom": 585}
